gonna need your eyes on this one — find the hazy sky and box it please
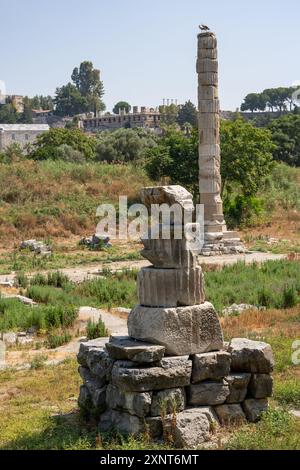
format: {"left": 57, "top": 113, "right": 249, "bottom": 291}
{"left": 1, "top": 0, "right": 299, "bottom": 111}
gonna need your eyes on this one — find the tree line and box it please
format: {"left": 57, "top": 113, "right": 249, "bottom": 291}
{"left": 241, "top": 87, "right": 299, "bottom": 113}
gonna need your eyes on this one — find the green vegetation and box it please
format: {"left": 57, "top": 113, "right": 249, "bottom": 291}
{"left": 269, "top": 113, "right": 300, "bottom": 166}
{"left": 113, "top": 101, "right": 131, "bottom": 114}
{"left": 86, "top": 317, "right": 108, "bottom": 340}
{"left": 95, "top": 128, "right": 157, "bottom": 163}
{"left": 241, "top": 86, "right": 298, "bottom": 113}
{"left": 226, "top": 408, "right": 300, "bottom": 450}
{"left": 205, "top": 260, "right": 300, "bottom": 313}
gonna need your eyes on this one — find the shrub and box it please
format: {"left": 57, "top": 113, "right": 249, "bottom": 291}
{"left": 30, "top": 354, "right": 48, "bottom": 370}
{"left": 281, "top": 285, "right": 298, "bottom": 308}
{"left": 86, "top": 317, "right": 108, "bottom": 340}
{"left": 16, "top": 272, "right": 29, "bottom": 288}
{"left": 46, "top": 331, "right": 72, "bottom": 349}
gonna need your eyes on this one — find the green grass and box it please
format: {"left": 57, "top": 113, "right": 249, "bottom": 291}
{"left": 226, "top": 408, "right": 300, "bottom": 450}
{"left": 205, "top": 260, "right": 300, "bottom": 313}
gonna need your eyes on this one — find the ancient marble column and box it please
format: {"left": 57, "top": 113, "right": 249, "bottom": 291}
{"left": 197, "top": 31, "right": 227, "bottom": 236}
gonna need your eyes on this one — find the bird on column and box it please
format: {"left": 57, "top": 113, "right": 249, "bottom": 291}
{"left": 199, "top": 24, "right": 210, "bottom": 31}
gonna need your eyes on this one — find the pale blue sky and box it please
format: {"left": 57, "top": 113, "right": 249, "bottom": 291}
{"left": 1, "top": 0, "right": 299, "bottom": 111}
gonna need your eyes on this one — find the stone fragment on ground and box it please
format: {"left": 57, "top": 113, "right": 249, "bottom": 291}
{"left": 222, "top": 304, "right": 266, "bottom": 316}
{"left": 20, "top": 239, "right": 52, "bottom": 256}
{"left": 249, "top": 374, "right": 273, "bottom": 398}
{"left": 79, "top": 234, "right": 111, "bottom": 250}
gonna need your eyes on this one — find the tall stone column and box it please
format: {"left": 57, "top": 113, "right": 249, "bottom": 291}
{"left": 197, "top": 31, "right": 246, "bottom": 255}
{"left": 197, "top": 31, "right": 226, "bottom": 235}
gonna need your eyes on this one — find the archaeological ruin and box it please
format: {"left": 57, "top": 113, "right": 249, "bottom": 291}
{"left": 76, "top": 31, "right": 274, "bottom": 447}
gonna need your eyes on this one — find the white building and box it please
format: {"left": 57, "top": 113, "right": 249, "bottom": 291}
{"left": 0, "top": 124, "right": 49, "bottom": 151}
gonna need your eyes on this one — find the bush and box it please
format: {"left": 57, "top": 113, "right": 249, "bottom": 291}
{"left": 46, "top": 331, "right": 72, "bottom": 349}
{"left": 86, "top": 317, "right": 108, "bottom": 340}
{"left": 30, "top": 128, "right": 97, "bottom": 161}
{"left": 30, "top": 354, "right": 48, "bottom": 370}
{"left": 16, "top": 272, "right": 29, "bottom": 288}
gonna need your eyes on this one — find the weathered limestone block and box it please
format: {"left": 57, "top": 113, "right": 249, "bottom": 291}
{"left": 196, "top": 58, "right": 218, "bottom": 73}
{"left": 79, "top": 366, "right": 106, "bottom": 411}
{"left": 198, "top": 113, "right": 220, "bottom": 130}
{"left": 141, "top": 236, "right": 197, "bottom": 268}
{"left": 198, "top": 33, "right": 217, "bottom": 49}
{"left": 199, "top": 143, "right": 221, "bottom": 158}
{"left": 225, "top": 373, "right": 251, "bottom": 403}
{"left": 171, "top": 408, "right": 211, "bottom": 448}
{"left": 198, "top": 72, "right": 218, "bottom": 86}
{"left": 198, "top": 48, "right": 217, "bottom": 60}
{"left": 79, "top": 365, "right": 106, "bottom": 390}
{"left": 229, "top": 338, "right": 275, "bottom": 373}
{"left": 99, "top": 409, "right": 143, "bottom": 435}
{"left": 242, "top": 398, "right": 268, "bottom": 422}
{"left": 199, "top": 127, "right": 218, "bottom": 144}
{"left": 214, "top": 404, "right": 246, "bottom": 425}
{"left": 249, "top": 374, "right": 273, "bottom": 398}
{"left": 78, "top": 384, "right": 91, "bottom": 411}
{"left": 187, "top": 380, "right": 229, "bottom": 406}
{"left": 77, "top": 338, "right": 105, "bottom": 366}
{"left": 106, "top": 383, "right": 152, "bottom": 417}
{"left": 191, "top": 351, "right": 231, "bottom": 383}
{"left": 111, "top": 356, "right": 192, "bottom": 392}
{"left": 140, "top": 185, "right": 194, "bottom": 215}
{"left": 138, "top": 266, "right": 205, "bottom": 307}
{"left": 150, "top": 388, "right": 186, "bottom": 417}
{"left": 199, "top": 100, "right": 220, "bottom": 113}
{"left": 106, "top": 336, "right": 165, "bottom": 363}
{"left": 198, "top": 85, "right": 218, "bottom": 101}
{"left": 86, "top": 348, "right": 114, "bottom": 380}
{"left": 128, "top": 302, "right": 223, "bottom": 356}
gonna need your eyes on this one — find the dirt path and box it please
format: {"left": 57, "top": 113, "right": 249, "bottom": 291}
{"left": 0, "top": 252, "right": 287, "bottom": 285}
{"left": 2, "top": 307, "right": 128, "bottom": 369}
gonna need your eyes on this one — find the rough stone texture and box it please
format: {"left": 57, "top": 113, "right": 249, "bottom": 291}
{"left": 138, "top": 266, "right": 204, "bottom": 307}
{"left": 106, "top": 336, "right": 165, "bottom": 363}
{"left": 140, "top": 185, "right": 194, "bottom": 215}
{"left": 78, "top": 367, "right": 107, "bottom": 410}
{"left": 197, "top": 32, "right": 245, "bottom": 254}
{"left": 242, "top": 398, "right": 268, "bottom": 422}
{"left": 111, "top": 357, "right": 192, "bottom": 392}
{"left": 77, "top": 339, "right": 107, "bottom": 367}
{"left": 172, "top": 408, "right": 211, "bottom": 448}
{"left": 128, "top": 302, "right": 223, "bottom": 356}
{"left": 229, "top": 338, "right": 275, "bottom": 373}
{"left": 106, "top": 383, "right": 152, "bottom": 417}
{"left": 150, "top": 388, "right": 186, "bottom": 417}
{"left": 141, "top": 235, "right": 197, "bottom": 268}
{"left": 187, "top": 380, "right": 229, "bottom": 406}
{"left": 86, "top": 348, "right": 114, "bottom": 380}
{"left": 78, "top": 384, "right": 92, "bottom": 411}
{"left": 249, "top": 374, "right": 273, "bottom": 399}
{"left": 99, "top": 409, "right": 143, "bottom": 434}
{"left": 214, "top": 404, "right": 246, "bottom": 425}
{"left": 225, "top": 373, "right": 251, "bottom": 403}
{"left": 191, "top": 351, "right": 231, "bottom": 383}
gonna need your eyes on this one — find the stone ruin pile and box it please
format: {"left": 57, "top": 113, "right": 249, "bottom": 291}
{"left": 77, "top": 186, "right": 274, "bottom": 447}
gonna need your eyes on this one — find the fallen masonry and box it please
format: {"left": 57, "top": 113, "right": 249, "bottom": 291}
{"left": 77, "top": 183, "right": 274, "bottom": 448}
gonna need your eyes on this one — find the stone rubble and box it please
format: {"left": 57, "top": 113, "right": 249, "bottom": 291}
{"left": 79, "top": 234, "right": 112, "bottom": 250}
{"left": 20, "top": 239, "right": 52, "bottom": 256}
{"left": 77, "top": 179, "right": 274, "bottom": 448}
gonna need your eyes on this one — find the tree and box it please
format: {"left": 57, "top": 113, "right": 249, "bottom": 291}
{"left": 159, "top": 104, "right": 179, "bottom": 125}
{"left": 145, "top": 129, "right": 199, "bottom": 195}
{"left": 177, "top": 100, "right": 198, "bottom": 128}
{"left": 113, "top": 101, "right": 131, "bottom": 114}
{"left": 269, "top": 114, "right": 300, "bottom": 166}
{"left": 54, "top": 83, "right": 87, "bottom": 117}
{"left": 0, "top": 104, "right": 17, "bottom": 123}
{"left": 220, "top": 118, "right": 275, "bottom": 197}
{"left": 241, "top": 93, "right": 267, "bottom": 112}
{"left": 30, "top": 128, "right": 97, "bottom": 160}
{"left": 95, "top": 128, "right": 157, "bottom": 163}
{"left": 145, "top": 120, "right": 275, "bottom": 226}
{"left": 71, "top": 61, "right": 105, "bottom": 114}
